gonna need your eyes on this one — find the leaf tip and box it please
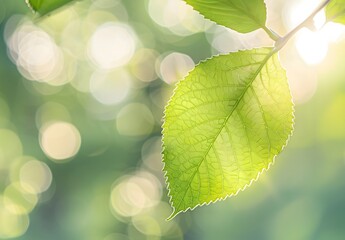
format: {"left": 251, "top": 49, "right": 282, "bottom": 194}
{"left": 166, "top": 209, "right": 179, "bottom": 221}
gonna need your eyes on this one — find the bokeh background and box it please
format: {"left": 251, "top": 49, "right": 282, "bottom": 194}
{"left": 0, "top": 0, "right": 345, "bottom": 239}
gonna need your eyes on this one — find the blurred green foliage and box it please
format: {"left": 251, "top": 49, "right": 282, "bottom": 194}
{"left": 0, "top": 0, "right": 345, "bottom": 240}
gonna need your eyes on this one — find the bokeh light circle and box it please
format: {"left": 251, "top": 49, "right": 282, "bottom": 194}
{"left": 20, "top": 160, "right": 53, "bottom": 194}
{"left": 130, "top": 48, "right": 159, "bottom": 83}
{"left": 3, "top": 182, "right": 38, "bottom": 215}
{"left": 88, "top": 22, "right": 137, "bottom": 69}
{"left": 0, "top": 196, "right": 29, "bottom": 239}
{"left": 90, "top": 69, "right": 132, "bottom": 105}
{"left": 110, "top": 171, "right": 162, "bottom": 218}
{"left": 6, "top": 22, "right": 64, "bottom": 83}
{"left": 159, "top": 52, "right": 194, "bottom": 84}
{"left": 40, "top": 122, "right": 81, "bottom": 161}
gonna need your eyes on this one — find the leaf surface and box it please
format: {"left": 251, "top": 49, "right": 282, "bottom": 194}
{"left": 184, "top": 0, "right": 267, "bottom": 33}
{"left": 326, "top": 0, "right": 345, "bottom": 24}
{"left": 163, "top": 48, "right": 294, "bottom": 219}
{"left": 27, "top": 0, "right": 75, "bottom": 16}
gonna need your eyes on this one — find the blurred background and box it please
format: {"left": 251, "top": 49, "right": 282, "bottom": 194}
{"left": 0, "top": 0, "right": 345, "bottom": 239}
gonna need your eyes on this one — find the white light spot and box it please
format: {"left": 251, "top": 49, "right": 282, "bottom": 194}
{"left": 313, "top": 11, "right": 326, "bottom": 30}
{"left": 284, "top": 0, "right": 323, "bottom": 30}
{"left": 322, "top": 22, "right": 345, "bottom": 43}
{"left": 6, "top": 23, "right": 64, "bottom": 83}
{"left": 295, "top": 29, "right": 328, "bottom": 65}
{"left": 40, "top": 122, "right": 81, "bottom": 161}
{"left": 88, "top": 22, "right": 136, "bottom": 69}
{"left": 148, "top": 0, "right": 186, "bottom": 28}
{"left": 285, "top": 0, "right": 345, "bottom": 65}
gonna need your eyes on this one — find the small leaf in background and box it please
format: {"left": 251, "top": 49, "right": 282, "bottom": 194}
{"left": 163, "top": 48, "right": 294, "bottom": 219}
{"left": 326, "top": 0, "right": 345, "bottom": 24}
{"left": 27, "top": 0, "right": 75, "bottom": 16}
{"left": 184, "top": 0, "right": 267, "bottom": 33}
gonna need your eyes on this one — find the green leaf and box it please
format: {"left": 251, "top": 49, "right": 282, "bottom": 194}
{"left": 184, "top": 0, "right": 267, "bottom": 33}
{"left": 326, "top": 0, "right": 345, "bottom": 24}
{"left": 27, "top": 0, "right": 75, "bottom": 16}
{"left": 163, "top": 48, "right": 294, "bottom": 219}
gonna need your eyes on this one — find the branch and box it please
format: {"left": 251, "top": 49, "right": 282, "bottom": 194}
{"left": 274, "top": 0, "right": 331, "bottom": 51}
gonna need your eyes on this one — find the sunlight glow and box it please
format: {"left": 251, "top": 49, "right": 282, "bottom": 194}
{"left": 322, "top": 22, "right": 345, "bottom": 43}
{"left": 294, "top": 22, "right": 345, "bottom": 65}
{"left": 285, "top": 0, "right": 323, "bottom": 29}
{"left": 295, "top": 29, "right": 329, "bottom": 65}
{"left": 286, "top": 0, "right": 345, "bottom": 65}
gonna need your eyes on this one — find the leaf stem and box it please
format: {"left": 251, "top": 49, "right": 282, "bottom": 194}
{"left": 274, "top": 0, "right": 331, "bottom": 51}
{"left": 262, "top": 26, "right": 279, "bottom": 41}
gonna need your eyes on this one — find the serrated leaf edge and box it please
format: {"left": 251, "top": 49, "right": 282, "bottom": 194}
{"left": 161, "top": 48, "right": 295, "bottom": 220}
{"left": 25, "top": 0, "right": 37, "bottom": 13}
{"left": 182, "top": 0, "right": 268, "bottom": 33}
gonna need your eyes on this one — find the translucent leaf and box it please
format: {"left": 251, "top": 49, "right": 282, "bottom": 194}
{"left": 326, "top": 0, "right": 345, "bottom": 24}
{"left": 27, "top": 0, "right": 75, "bottom": 16}
{"left": 162, "top": 48, "right": 294, "bottom": 219}
{"left": 184, "top": 0, "right": 267, "bottom": 33}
